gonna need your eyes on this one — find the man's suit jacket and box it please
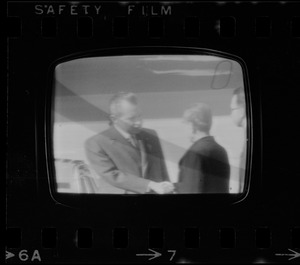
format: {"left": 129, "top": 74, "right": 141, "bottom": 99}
{"left": 177, "top": 136, "right": 230, "bottom": 194}
{"left": 85, "top": 126, "right": 169, "bottom": 194}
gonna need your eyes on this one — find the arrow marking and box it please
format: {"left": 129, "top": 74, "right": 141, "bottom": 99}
{"left": 136, "top": 248, "right": 162, "bottom": 260}
{"left": 6, "top": 251, "right": 15, "bottom": 260}
{"left": 275, "top": 249, "right": 300, "bottom": 261}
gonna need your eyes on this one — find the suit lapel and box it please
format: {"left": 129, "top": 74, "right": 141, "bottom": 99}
{"left": 136, "top": 131, "right": 154, "bottom": 178}
{"left": 107, "top": 126, "right": 141, "bottom": 162}
{"left": 136, "top": 131, "right": 153, "bottom": 153}
{"left": 107, "top": 126, "right": 131, "bottom": 147}
{"left": 137, "top": 139, "right": 148, "bottom": 178}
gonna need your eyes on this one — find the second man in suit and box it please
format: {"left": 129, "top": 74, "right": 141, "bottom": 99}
{"left": 176, "top": 103, "right": 230, "bottom": 193}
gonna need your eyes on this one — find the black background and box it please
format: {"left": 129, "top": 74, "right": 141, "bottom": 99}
{"left": 6, "top": 1, "right": 300, "bottom": 264}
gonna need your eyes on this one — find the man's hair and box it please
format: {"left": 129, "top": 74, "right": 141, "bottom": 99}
{"left": 183, "top": 103, "right": 212, "bottom": 133}
{"left": 109, "top": 92, "right": 137, "bottom": 120}
{"left": 233, "top": 86, "right": 245, "bottom": 106}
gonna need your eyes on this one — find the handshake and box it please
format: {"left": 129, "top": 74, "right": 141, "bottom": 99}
{"left": 148, "top": 181, "right": 175, "bottom": 194}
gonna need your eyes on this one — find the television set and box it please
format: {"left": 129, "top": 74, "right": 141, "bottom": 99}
{"left": 43, "top": 47, "right": 253, "bottom": 208}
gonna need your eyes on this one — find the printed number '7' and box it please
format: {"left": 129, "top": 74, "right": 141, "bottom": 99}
{"left": 168, "top": 250, "right": 176, "bottom": 261}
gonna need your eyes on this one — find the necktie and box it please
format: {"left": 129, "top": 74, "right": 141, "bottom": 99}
{"left": 127, "top": 135, "right": 138, "bottom": 148}
{"left": 128, "top": 136, "right": 147, "bottom": 178}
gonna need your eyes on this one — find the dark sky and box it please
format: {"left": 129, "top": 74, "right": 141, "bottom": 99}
{"left": 54, "top": 55, "right": 244, "bottom": 122}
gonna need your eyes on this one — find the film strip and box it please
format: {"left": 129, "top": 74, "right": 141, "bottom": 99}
{"left": 6, "top": 1, "right": 300, "bottom": 264}
{"left": 7, "top": 7, "right": 300, "bottom": 39}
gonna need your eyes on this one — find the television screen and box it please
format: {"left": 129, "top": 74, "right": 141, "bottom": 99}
{"left": 51, "top": 53, "right": 249, "bottom": 195}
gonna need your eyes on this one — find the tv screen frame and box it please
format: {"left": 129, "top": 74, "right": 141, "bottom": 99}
{"left": 43, "top": 46, "right": 254, "bottom": 209}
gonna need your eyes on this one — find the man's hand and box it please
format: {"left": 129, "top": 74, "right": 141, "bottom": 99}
{"left": 148, "top": 181, "right": 175, "bottom": 194}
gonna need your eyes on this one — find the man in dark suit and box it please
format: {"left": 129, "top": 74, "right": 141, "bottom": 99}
{"left": 177, "top": 103, "right": 230, "bottom": 193}
{"left": 85, "top": 92, "right": 173, "bottom": 194}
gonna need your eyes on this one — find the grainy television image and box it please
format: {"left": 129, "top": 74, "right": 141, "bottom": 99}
{"left": 52, "top": 54, "right": 248, "bottom": 195}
